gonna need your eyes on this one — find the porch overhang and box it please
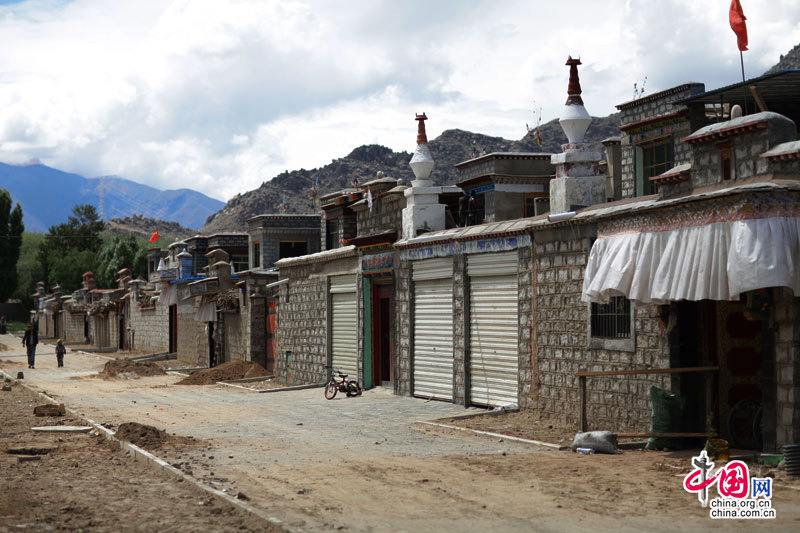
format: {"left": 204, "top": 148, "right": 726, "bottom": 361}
{"left": 582, "top": 192, "right": 800, "bottom": 305}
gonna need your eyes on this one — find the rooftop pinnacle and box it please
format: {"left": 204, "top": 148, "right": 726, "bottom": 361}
{"left": 565, "top": 56, "right": 583, "bottom": 106}
{"left": 415, "top": 113, "right": 428, "bottom": 144}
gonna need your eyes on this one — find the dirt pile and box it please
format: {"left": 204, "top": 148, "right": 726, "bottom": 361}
{"left": 176, "top": 361, "right": 270, "bottom": 385}
{"left": 98, "top": 359, "right": 166, "bottom": 379}
{"left": 115, "top": 422, "right": 170, "bottom": 448}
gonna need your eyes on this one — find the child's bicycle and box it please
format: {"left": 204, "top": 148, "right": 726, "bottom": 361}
{"left": 324, "top": 367, "right": 362, "bottom": 399}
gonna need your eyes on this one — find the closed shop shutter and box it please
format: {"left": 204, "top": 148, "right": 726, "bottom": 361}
{"left": 330, "top": 275, "right": 358, "bottom": 377}
{"left": 412, "top": 258, "right": 454, "bottom": 400}
{"left": 413, "top": 278, "right": 454, "bottom": 400}
{"left": 468, "top": 251, "right": 519, "bottom": 407}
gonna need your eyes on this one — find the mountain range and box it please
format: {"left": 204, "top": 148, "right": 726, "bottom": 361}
{"left": 4, "top": 44, "right": 796, "bottom": 236}
{"left": 200, "top": 114, "right": 622, "bottom": 233}
{"left": 0, "top": 162, "right": 224, "bottom": 232}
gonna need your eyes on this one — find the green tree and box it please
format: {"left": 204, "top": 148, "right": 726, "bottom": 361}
{"left": 37, "top": 204, "right": 104, "bottom": 292}
{"left": 0, "top": 189, "right": 24, "bottom": 302}
{"left": 96, "top": 235, "right": 148, "bottom": 288}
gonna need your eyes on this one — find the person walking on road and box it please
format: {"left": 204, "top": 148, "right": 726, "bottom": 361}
{"left": 55, "top": 338, "right": 65, "bottom": 368}
{"left": 22, "top": 322, "right": 38, "bottom": 369}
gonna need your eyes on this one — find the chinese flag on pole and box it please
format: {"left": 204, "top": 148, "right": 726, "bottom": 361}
{"left": 148, "top": 230, "right": 159, "bottom": 243}
{"left": 729, "top": 0, "right": 748, "bottom": 52}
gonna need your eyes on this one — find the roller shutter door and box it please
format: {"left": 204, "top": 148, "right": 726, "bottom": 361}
{"left": 468, "top": 252, "right": 519, "bottom": 407}
{"left": 330, "top": 275, "right": 358, "bottom": 377}
{"left": 412, "top": 257, "right": 454, "bottom": 400}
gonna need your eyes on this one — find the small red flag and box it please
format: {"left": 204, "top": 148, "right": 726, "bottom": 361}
{"left": 729, "top": 0, "right": 748, "bottom": 52}
{"left": 148, "top": 230, "right": 159, "bottom": 243}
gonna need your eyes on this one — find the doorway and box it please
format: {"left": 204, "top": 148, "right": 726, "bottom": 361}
{"left": 670, "top": 295, "right": 772, "bottom": 451}
{"left": 118, "top": 314, "right": 125, "bottom": 350}
{"left": 371, "top": 282, "right": 394, "bottom": 387}
{"left": 208, "top": 321, "right": 216, "bottom": 367}
{"left": 265, "top": 299, "right": 277, "bottom": 373}
{"left": 168, "top": 304, "right": 177, "bottom": 353}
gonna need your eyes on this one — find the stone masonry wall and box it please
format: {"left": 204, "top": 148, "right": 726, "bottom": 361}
{"left": 356, "top": 195, "right": 404, "bottom": 236}
{"left": 223, "top": 310, "right": 248, "bottom": 363}
{"left": 395, "top": 254, "right": 412, "bottom": 395}
{"left": 276, "top": 264, "right": 328, "bottom": 385}
{"left": 618, "top": 84, "right": 704, "bottom": 199}
{"left": 533, "top": 225, "right": 670, "bottom": 431}
{"left": 773, "top": 288, "right": 800, "bottom": 449}
{"left": 129, "top": 293, "right": 169, "bottom": 354}
{"left": 64, "top": 312, "right": 85, "bottom": 344}
{"left": 176, "top": 288, "right": 207, "bottom": 367}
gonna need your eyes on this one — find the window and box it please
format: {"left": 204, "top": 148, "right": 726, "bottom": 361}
{"left": 524, "top": 193, "right": 548, "bottom": 218}
{"left": 591, "top": 296, "right": 631, "bottom": 338}
{"left": 326, "top": 219, "right": 339, "bottom": 250}
{"left": 588, "top": 296, "right": 635, "bottom": 352}
{"left": 635, "top": 136, "right": 673, "bottom": 196}
{"left": 230, "top": 254, "right": 249, "bottom": 273}
{"left": 252, "top": 242, "right": 261, "bottom": 268}
{"left": 719, "top": 141, "right": 732, "bottom": 181}
{"left": 279, "top": 240, "right": 307, "bottom": 259}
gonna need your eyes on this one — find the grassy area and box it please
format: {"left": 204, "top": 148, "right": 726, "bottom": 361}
{"left": 4, "top": 321, "right": 30, "bottom": 334}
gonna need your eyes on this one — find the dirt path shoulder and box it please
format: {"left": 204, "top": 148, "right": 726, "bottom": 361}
{"left": 0, "top": 378, "right": 283, "bottom": 533}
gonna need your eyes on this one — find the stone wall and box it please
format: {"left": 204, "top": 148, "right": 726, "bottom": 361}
{"left": 275, "top": 264, "right": 328, "bottom": 385}
{"left": 395, "top": 254, "right": 412, "bottom": 395}
{"left": 356, "top": 195, "right": 404, "bottom": 236}
{"left": 128, "top": 293, "right": 169, "bottom": 354}
{"left": 222, "top": 309, "right": 248, "bottom": 363}
{"left": 176, "top": 289, "right": 207, "bottom": 366}
{"left": 773, "top": 289, "right": 800, "bottom": 449}
{"left": 617, "top": 84, "right": 704, "bottom": 199}
{"left": 64, "top": 312, "right": 85, "bottom": 344}
{"left": 533, "top": 224, "right": 670, "bottom": 431}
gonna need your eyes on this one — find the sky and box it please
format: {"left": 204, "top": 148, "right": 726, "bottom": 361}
{"left": 0, "top": 0, "right": 798, "bottom": 202}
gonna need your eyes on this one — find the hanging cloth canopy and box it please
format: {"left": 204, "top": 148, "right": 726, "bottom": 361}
{"left": 582, "top": 193, "right": 800, "bottom": 305}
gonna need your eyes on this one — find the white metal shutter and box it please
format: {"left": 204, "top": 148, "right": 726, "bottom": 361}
{"left": 468, "top": 252, "right": 519, "bottom": 407}
{"left": 330, "top": 275, "right": 358, "bottom": 377}
{"left": 413, "top": 278, "right": 454, "bottom": 400}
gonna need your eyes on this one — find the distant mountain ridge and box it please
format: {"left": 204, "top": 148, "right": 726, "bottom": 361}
{"left": 0, "top": 162, "right": 224, "bottom": 232}
{"left": 200, "top": 114, "right": 622, "bottom": 233}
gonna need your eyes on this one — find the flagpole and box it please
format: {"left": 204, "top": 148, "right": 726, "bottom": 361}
{"left": 739, "top": 50, "right": 748, "bottom": 115}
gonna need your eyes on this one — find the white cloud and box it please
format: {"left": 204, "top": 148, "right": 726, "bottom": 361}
{"left": 0, "top": 0, "right": 797, "bottom": 203}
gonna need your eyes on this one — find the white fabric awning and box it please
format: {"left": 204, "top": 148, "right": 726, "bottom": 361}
{"left": 196, "top": 301, "right": 217, "bottom": 322}
{"left": 582, "top": 216, "right": 800, "bottom": 305}
{"left": 161, "top": 284, "right": 178, "bottom": 306}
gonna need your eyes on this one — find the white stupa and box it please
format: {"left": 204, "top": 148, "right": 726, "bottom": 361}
{"left": 549, "top": 57, "right": 608, "bottom": 214}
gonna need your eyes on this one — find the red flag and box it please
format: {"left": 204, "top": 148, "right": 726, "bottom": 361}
{"left": 729, "top": 0, "right": 748, "bottom": 52}
{"left": 148, "top": 230, "right": 159, "bottom": 243}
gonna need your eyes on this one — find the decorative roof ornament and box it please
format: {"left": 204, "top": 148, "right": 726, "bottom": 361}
{"left": 409, "top": 113, "right": 434, "bottom": 183}
{"left": 416, "top": 112, "right": 428, "bottom": 144}
{"left": 559, "top": 56, "right": 592, "bottom": 145}
{"left": 565, "top": 56, "right": 583, "bottom": 105}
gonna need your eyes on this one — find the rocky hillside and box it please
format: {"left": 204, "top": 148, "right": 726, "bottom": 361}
{"left": 201, "top": 114, "right": 621, "bottom": 233}
{"left": 106, "top": 215, "right": 196, "bottom": 240}
{"left": 765, "top": 43, "right": 800, "bottom": 74}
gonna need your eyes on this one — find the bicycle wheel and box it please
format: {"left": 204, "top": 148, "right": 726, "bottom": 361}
{"left": 346, "top": 381, "right": 360, "bottom": 397}
{"left": 324, "top": 381, "right": 337, "bottom": 400}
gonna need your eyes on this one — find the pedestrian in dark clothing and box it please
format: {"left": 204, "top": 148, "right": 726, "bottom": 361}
{"left": 22, "top": 323, "right": 38, "bottom": 369}
{"left": 56, "top": 338, "right": 65, "bottom": 368}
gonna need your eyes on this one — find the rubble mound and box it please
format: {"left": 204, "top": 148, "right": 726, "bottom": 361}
{"left": 115, "top": 422, "right": 170, "bottom": 448}
{"left": 176, "top": 361, "right": 270, "bottom": 385}
{"left": 98, "top": 359, "right": 166, "bottom": 379}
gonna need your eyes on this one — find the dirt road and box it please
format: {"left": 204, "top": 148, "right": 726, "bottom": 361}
{"left": 2, "top": 335, "right": 799, "bottom": 532}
